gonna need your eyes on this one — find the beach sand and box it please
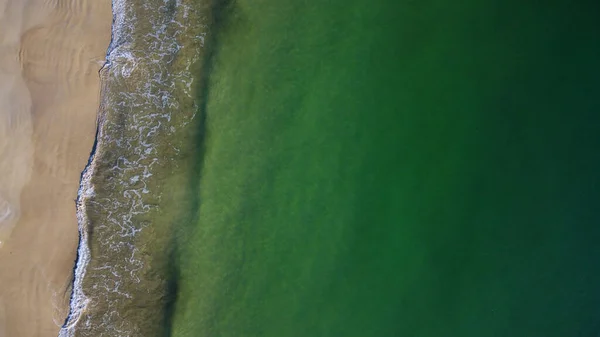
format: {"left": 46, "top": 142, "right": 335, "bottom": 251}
{"left": 0, "top": 0, "right": 111, "bottom": 336}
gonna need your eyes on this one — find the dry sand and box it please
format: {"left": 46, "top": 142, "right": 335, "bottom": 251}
{"left": 0, "top": 0, "right": 111, "bottom": 336}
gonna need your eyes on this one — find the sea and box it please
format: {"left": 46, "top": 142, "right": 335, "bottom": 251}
{"left": 60, "top": 0, "right": 600, "bottom": 336}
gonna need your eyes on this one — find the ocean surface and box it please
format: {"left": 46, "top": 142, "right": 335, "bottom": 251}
{"left": 62, "top": 0, "right": 600, "bottom": 336}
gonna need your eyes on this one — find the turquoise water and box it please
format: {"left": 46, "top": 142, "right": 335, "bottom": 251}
{"left": 170, "top": 0, "right": 600, "bottom": 336}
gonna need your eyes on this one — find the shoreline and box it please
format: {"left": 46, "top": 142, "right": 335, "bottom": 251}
{"left": 56, "top": 0, "right": 207, "bottom": 335}
{"left": 58, "top": 2, "right": 117, "bottom": 332}
{"left": 58, "top": 96, "right": 102, "bottom": 335}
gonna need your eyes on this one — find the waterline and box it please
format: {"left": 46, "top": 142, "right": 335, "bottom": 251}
{"left": 59, "top": 0, "right": 205, "bottom": 335}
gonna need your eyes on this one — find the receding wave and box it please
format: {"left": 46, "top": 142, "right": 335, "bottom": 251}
{"left": 59, "top": 0, "right": 205, "bottom": 335}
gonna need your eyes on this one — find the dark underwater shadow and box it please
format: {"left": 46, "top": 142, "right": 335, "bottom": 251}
{"left": 161, "top": 0, "right": 239, "bottom": 335}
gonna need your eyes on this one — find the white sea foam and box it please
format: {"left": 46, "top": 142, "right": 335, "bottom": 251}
{"left": 57, "top": 159, "right": 94, "bottom": 336}
{"left": 59, "top": 0, "right": 204, "bottom": 335}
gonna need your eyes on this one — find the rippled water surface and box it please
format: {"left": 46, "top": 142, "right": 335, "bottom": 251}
{"left": 60, "top": 1, "right": 205, "bottom": 335}
{"left": 63, "top": 0, "right": 600, "bottom": 336}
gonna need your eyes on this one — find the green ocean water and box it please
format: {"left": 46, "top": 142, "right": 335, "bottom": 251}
{"left": 169, "top": 0, "right": 600, "bottom": 336}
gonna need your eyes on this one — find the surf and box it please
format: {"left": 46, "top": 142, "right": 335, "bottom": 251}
{"left": 59, "top": 0, "right": 206, "bottom": 335}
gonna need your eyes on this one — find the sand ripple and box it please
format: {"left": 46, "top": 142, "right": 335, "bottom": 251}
{"left": 0, "top": 0, "right": 112, "bottom": 336}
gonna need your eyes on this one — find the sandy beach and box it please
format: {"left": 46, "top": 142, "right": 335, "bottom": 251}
{"left": 0, "top": 0, "right": 111, "bottom": 336}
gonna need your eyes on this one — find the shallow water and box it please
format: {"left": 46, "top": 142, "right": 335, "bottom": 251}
{"left": 58, "top": 1, "right": 206, "bottom": 336}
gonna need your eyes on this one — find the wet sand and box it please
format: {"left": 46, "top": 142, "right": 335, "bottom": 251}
{"left": 0, "top": 0, "right": 111, "bottom": 336}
